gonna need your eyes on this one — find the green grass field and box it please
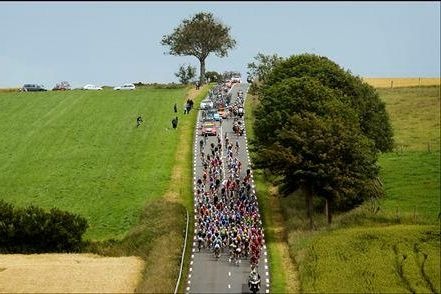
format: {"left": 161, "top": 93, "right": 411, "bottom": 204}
{"left": 297, "top": 225, "right": 440, "bottom": 293}
{"left": 0, "top": 88, "right": 187, "bottom": 240}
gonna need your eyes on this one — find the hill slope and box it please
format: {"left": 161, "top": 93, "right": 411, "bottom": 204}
{"left": 0, "top": 88, "right": 186, "bottom": 240}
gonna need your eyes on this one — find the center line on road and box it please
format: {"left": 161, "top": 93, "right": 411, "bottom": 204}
{"left": 228, "top": 284, "right": 231, "bottom": 289}
{"left": 228, "top": 271, "right": 231, "bottom": 277}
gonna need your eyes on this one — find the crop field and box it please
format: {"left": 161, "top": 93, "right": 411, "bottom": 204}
{"left": 297, "top": 225, "right": 440, "bottom": 293}
{"left": 0, "top": 87, "right": 187, "bottom": 240}
{"left": 363, "top": 77, "right": 440, "bottom": 88}
{"left": 0, "top": 253, "right": 144, "bottom": 293}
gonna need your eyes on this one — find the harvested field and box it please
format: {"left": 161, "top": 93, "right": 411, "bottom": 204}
{"left": 0, "top": 254, "right": 144, "bottom": 293}
{"left": 363, "top": 77, "right": 440, "bottom": 88}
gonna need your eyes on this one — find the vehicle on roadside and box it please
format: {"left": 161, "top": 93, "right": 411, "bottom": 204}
{"left": 201, "top": 121, "right": 217, "bottom": 136}
{"left": 21, "top": 84, "right": 47, "bottom": 92}
{"left": 213, "top": 112, "right": 221, "bottom": 121}
{"left": 231, "top": 76, "right": 242, "bottom": 83}
{"left": 83, "top": 84, "right": 102, "bottom": 90}
{"left": 113, "top": 83, "right": 136, "bottom": 90}
{"left": 200, "top": 99, "right": 214, "bottom": 110}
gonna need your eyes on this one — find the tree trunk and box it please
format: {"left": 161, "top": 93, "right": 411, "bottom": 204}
{"left": 325, "top": 198, "right": 333, "bottom": 225}
{"left": 199, "top": 58, "right": 206, "bottom": 85}
{"left": 302, "top": 183, "right": 314, "bottom": 230}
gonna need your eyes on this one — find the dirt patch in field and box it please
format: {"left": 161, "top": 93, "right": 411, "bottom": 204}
{"left": 0, "top": 253, "right": 144, "bottom": 293}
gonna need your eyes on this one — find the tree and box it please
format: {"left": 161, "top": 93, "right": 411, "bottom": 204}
{"left": 161, "top": 12, "right": 237, "bottom": 85}
{"left": 175, "top": 64, "right": 196, "bottom": 84}
{"left": 247, "top": 53, "right": 284, "bottom": 94}
{"left": 262, "top": 53, "right": 394, "bottom": 152}
{"left": 53, "top": 81, "right": 71, "bottom": 91}
{"left": 253, "top": 77, "right": 380, "bottom": 227}
{"left": 205, "top": 71, "right": 222, "bottom": 83}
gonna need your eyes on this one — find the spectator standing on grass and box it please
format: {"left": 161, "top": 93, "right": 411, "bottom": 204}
{"left": 172, "top": 117, "right": 177, "bottom": 129}
{"left": 174, "top": 103, "right": 177, "bottom": 113}
{"left": 136, "top": 116, "right": 143, "bottom": 127}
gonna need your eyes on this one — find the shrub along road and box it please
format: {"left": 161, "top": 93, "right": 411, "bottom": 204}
{"left": 187, "top": 83, "right": 270, "bottom": 293}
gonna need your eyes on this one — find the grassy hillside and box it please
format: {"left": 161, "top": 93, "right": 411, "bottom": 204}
{"left": 245, "top": 85, "right": 440, "bottom": 293}
{"left": 0, "top": 88, "right": 187, "bottom": 240}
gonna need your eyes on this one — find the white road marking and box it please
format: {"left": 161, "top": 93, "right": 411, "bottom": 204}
{"left": 266, "top": 289, "right": 269, "bottom": 293}
{"left": 228, "top": 284, "right": 231, "bottom": 289}
{"left": 191, "top": 254, "right": 194, "bottom": 259}
{"left": 190, "top": 260, "right": 193, "bottom": 265}
{"left": 266, "top": 272, "right": 269, "bottom": 276}
{"left": 266, "top": 278, "right": 270, "bottom": 283}
{"left": 186, "top": 286, "right": 190, "bottom": 291}
{"left": 265, "top": 265, "right": 268, "bottom": 270}
{"left": 190, "top": 267, "right": 192, "bottom": 272}
{"left": 228, "top": 272, "right": 231, "bottom": 276}
{"left": 265, "top": 258, "right": 268, "bottom": 263}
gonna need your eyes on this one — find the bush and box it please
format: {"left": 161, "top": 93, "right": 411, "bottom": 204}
{"left": 0, "top": 200, "right": 88, "bottom": 253}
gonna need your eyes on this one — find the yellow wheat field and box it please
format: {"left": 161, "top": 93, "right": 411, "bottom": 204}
{"left": 0, "top": 253, "right": 144, "bottom": 293}
{"left": 362, "top": 77, "right": 440, "bottom": 88}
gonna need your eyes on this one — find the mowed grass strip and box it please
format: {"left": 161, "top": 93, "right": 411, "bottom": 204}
{"left": 0, "top": 88, "right": 186, "bottom": 240}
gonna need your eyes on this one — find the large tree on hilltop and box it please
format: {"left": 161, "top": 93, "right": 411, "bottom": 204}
{"left": 262, "top": 53, "right": 394, "bottom": 152}
{"left": 161, "top": 12, "right": 237, "bottom": 85}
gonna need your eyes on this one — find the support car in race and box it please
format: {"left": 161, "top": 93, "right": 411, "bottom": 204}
{"left": 201, "top": 121, "right": 217, "bottom": 136}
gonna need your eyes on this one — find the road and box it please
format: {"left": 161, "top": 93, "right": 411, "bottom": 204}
{"left": 186, "top": 83, "right": 270, "bottom": 294}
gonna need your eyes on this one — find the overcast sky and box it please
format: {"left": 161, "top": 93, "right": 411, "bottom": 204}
{"left": 0, "top": 1, "right": 439, "bottom": 88}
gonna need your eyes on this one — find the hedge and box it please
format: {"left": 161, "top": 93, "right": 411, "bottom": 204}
{"left": 0, "top": 200, "right": 88, "bottom": 253}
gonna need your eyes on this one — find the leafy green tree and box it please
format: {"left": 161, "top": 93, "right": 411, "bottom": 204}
{"left": 205, "top": 71, "right": 222, "bottom": 83}
{"left": 175, "top": 64, "right": 196, "bottom": 84}
{"left": 253, "top": 77, "right": 380, "bottom": 227}
{"left": 247, "top": 52, "right": 284, "bottom": 94}
{"left": 262, "top": 53, "right": 394, "bottom": 152}
{"left": 161, "top": 12, "right": 237, "bottom": 85}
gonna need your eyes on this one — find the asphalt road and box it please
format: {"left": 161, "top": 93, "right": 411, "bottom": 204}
{"left": 186, "top": 83, "right": 270, "bottom": 294}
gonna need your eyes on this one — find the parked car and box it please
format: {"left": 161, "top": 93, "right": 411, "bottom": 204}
{"left": 83, "top": 84, "right": 102, "bottom": 90}
{"left": 114, "top": 83, "right": 136, "bottom": 90}
{"left": 201, "top": 121, "right": 217, "bottom": 136}
{"left": 21, "top": 84, "right": 47, "bottom": 92}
